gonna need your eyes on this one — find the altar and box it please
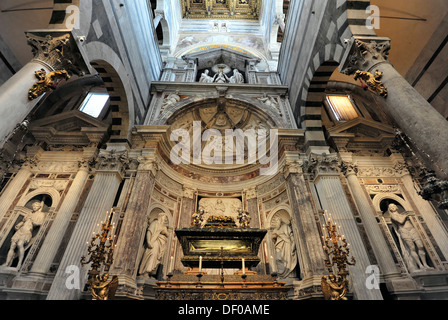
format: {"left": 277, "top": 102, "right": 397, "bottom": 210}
{"left": 155, "top": 214, "right": 292, "bottom": 300}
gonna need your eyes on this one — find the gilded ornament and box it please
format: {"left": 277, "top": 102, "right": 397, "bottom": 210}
{"left": 28, "top": 69, "right": 70, "bottom": 101}
{"left": 354, "top": 70, "right": 388, "bottom": 98}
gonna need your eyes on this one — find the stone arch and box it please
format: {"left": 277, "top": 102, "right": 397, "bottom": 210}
{"left": 372, "top": 193, "right": 414, "bottom": 213}
{"left": 85, "top": 42, "right": 135, "bottom": 143}
{"left": 155, "top": 94, "right": 288, "bottom": 128}
{"left": 17, "top": 188, "right": 60, "bottom": 209}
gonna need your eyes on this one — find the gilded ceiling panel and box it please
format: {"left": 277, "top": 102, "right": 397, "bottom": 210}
{"left": 181, "top": 0, "right": 260, "bottom": 20}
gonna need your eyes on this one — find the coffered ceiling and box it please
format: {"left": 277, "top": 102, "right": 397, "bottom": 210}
{"left": 181, "top": 0, "right": 260, "bottom": 20}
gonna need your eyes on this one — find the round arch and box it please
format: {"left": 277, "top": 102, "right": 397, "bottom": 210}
{"left": 85, "top": 42, "right": 135, "bottom": 143}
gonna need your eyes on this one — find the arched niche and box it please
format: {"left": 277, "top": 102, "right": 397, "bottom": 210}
{"left": 137, "top": 204, "right": 174, "bottom": 279}
{"left": 0, "top": 193, "right": 53, "bottom": 270}
{"left": 266, "top": 207, "right": 300, "bottom": 279}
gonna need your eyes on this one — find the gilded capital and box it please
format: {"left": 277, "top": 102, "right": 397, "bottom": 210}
{"left": 340, "top": 37, "right": 391, "bottom": 75}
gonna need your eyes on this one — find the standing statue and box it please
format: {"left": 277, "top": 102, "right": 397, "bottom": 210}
{"left": 139, "top": 212, "right": 170, "bottom": 276}
{"left": 388, "top": 203, "right": 432, "bottom": 271}
{"left": 229, "top": 69, "right": 244, "bottom": 84}
{"left": 270, "top": 216, "right": 297, "bottom": 278}
{"left": 2, "top": 201, "right": 46, "bottom": 270}
{"left": 192, "top": 208, "right": 205, "bottom": 227}
{"left": 199, "top": 69, "right": 214, "bottom": 83}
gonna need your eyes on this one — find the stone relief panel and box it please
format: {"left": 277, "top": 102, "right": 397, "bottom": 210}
{"left": 198, "top": 197, "right": 242, "bottom": 223}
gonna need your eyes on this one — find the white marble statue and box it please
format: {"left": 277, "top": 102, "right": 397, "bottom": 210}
{"left": 213, "top": 69, "right": 230, "bottom": 83}
{"left": 229, "top": 69, "right": 244, "bottom": 84}
{"left": 199, "top": 69, "right": 214, "bottom": 83}
{"left": 389, "top": 203, "right": 432, "bottom": 271}
{"left": 160, "top": 91, "right": 180, "bottom": 113}
{"left": 2, "top": 201, "right": 46, "bottom": 270}
{"left": 270, "top": 215, "right": 297, "bottom": 278}
{"left": 138, "top": 212, "right": 170, "bottom": 276}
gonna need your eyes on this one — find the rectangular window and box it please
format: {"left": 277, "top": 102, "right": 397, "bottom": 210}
{"left": 326, "top": 95, "right": 359, "bottom": 122}
{"left": 79, "top": 92, "right": 109, "bottom": 118}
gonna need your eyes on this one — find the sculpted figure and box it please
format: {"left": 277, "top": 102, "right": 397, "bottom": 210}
{"left": 389, "top": 203, "right": 431, "bottom": 271}
{"left": 139, "top": 212, "right": 170, "bottom": 276}
{"left": 213, "top": 68, "right": 230, "bottom": 83}
{"left": 199, "top": 69, "right": 214, "bottom": 83}
{"left": 270, "top": 216, "right": 297, "bottom": 277}
{"left": 160, "top": 91, "right": 180, "bottom": 113}
{"left": 91, "top": 274, "right": 118, "bottom": 300}
{"left": 229, "top": 69, "right": 244, "bottom": 84}
{"left": 2, "top": 201, "right": 46, "bottom": 270}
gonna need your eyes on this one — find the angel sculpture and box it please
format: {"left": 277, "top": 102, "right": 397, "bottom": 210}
{"left": 321, "top": 274, "right": 349, "bottom": 300}
{"left": 354, "top": 70, "right": 388, "bottom": 98}
{"left": 237, "top": 209, "right": 251, "bottom": 228}
{"left": 28, "top": 69, "right": 70, "bottom": 100}
{"left": 90, "top": 273, "right": 119, "bottom": 300}
{"left": 192, "top": 208, "right": 205, "bottom": 227}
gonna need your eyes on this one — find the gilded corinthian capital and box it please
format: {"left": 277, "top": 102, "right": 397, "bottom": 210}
{"left": 340, "top": 36, "right": 391, "bottom": 75}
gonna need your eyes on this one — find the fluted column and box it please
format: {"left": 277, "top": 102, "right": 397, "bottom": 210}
{"left": 308, "top": 153, "right": 383, "bottom": 300}
{"left": 0, "top": 160, "right": 34, "bottom": 220}
{"left": 0, "top": 31, "right": 88, "bottom": 148}
{"left": 111, "top": 155, "right": 158, "bottom": 293}
{"left": 340, "top": 159, "right": 401, "bottom": 279}
{"left": 46, "top": 149, "right": 127, "bottom": 300}
{"left": 30, "top": 160, "right": 90, "bottom": 275}
{"left": 341, "top": 37, "right": 448, "bottom": 179}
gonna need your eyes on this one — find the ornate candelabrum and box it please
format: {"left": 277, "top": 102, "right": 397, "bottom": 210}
{"left": 81, "top": 209, "right": 118, "bottom": 300}
{"left": 321, "top": 211, "right": 356, "bottom": 300}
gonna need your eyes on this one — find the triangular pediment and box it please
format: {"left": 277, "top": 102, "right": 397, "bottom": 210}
{"left": 30, "top": 110, "right": 108, "bottom": 132}
{"left": 29, "top": 110, "right": 109, "bottom": 145}
{"left": 327, "top": 118, "right": 394, "bottom": 140}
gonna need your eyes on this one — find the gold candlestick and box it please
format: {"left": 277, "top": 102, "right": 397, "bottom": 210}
{"left": 321, "top": 214, "right": 356, "bottom": 300}
{"left": 81, "top": 209, "right": 118, "bottom": 300}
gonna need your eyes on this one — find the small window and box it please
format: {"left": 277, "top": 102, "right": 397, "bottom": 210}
{"left": 79, "top": 92, "right": 109, "bottom": 118}
{"left": 326, "top": 95, "right": 359, "bottom": 122}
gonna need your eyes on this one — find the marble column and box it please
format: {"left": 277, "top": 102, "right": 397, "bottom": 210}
{"left": 0, "top": 160, "right": 34, "bottom": 221}
{"left": 111, "top": 155, "right": 158, "bottom": 293}
{"left": 340, "top": 160, "right": 401, "bottom": 280}
{"left": 46, "top": 150, "right": 127, "bottom": 300}
{"left": 308, "top": 153, "right": 383, "bottom": 300}
{"left": 30, "top": 160, "right": 90, "bottom": 275}
{"left": 340, "top": 37, "right": 448, "bottom": 179}
{"left": 283, "top": 159, "right": 327, "bottom": 279}
{"left": 0, "top": 31, "right": 88, "bottom": 148}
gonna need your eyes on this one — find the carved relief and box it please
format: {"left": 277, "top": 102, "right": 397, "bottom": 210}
{"left": 198, "top": 197, "right": 242, "bottom": 223}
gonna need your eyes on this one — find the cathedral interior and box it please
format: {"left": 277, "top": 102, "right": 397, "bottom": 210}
{"left": 0, "top": 0, "right": 447, "bottom": 301}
